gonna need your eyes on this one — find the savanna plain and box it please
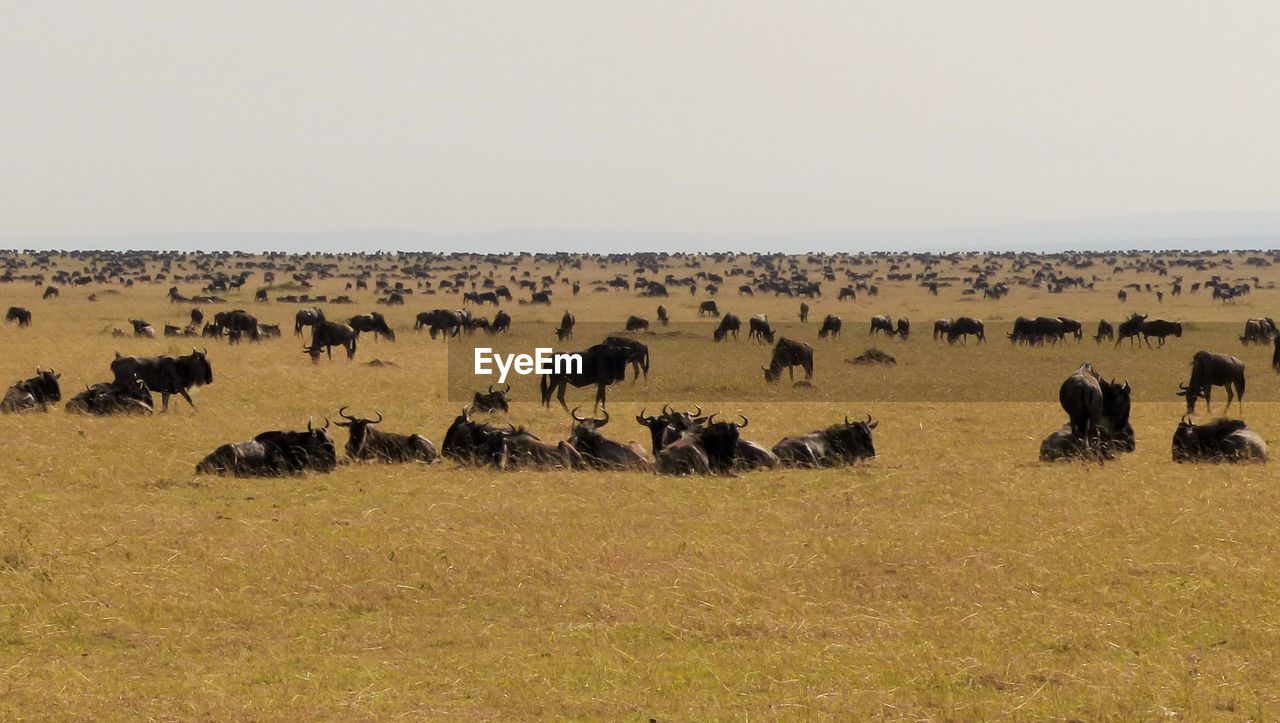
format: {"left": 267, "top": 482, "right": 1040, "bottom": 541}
{"left": 4, "top": 249, "right": 1280, "bottom": 720}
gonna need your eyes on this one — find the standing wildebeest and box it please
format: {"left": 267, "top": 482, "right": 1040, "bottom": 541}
{"left": 1177, "top": 351, "right": 1245, "bottom": 414}
{"left": 130, "top": 319, "right": 156, "bottom": 338}
{"left": 933, "top": 318, "right": 953, "bottom": 340}
{"left": 43, "top": 286, "right": 59, "bottom": 300}
{"left": 540, "top": 342, "right": 628, "bottom": 411}
{"left": 111, "top": 348, "right": 213, "bottom": 411}
{"left": 255, "top": 288, "right": 269, "bottom": 302}
{"left": 763, "top": 337, "right": 814, "bottom": 383}
{"left": 214, "top": 310, "right": 260, "bottom": 342}
{"left": 555, "top": 311, "right": 576, "bottom": 341}
{"left": 6, "top": 307, "right": 31, "bottom": 327}
{"left": 838, "top": 286, "right": 857, "bottom": 302}
{"left": 1042, "top": 375, "right": 1133, "bottom": 461}
{"left": 869, "top": 314, "right": 894, "bottom": 335}
{"left": 197, "top": 418, "right": 337, "bottom": 476}
{"left": 349, "top": 312, "right": 395, "bottom": 341}
{"left": 748, "top": 314, "right": 775, "bottom": 344}
{"left": 713, "top": 313, "right": 742, "bottom": 341}
{"left": 1058, "top": 317, "right": 1083, "bottom": 341}
{"left": 305, "top": 321, "right": 358, "bottom": 362}
{"left": 698, "top": 300, "right": 720, "bottom": 317}
{"left": 1139, "top": 319, "right": 1182, "bottom": 348}
{"left": 472, "top": 384, "right": 511, "bottom": 413}
{"left": 773, "top": 414, "right": 878, "bottom": 467}
{"left": 1059, "top": 362, "right": 1105, "bottom": 444}
{"left": 335, "top": 407, "right": 438, "bottom": 463}
{"left": 624, "top": 315, "right": 649, "bottom": 332}
{"left": 417, "top": 309, "right": 467, "bottom": 339}
{"left": 818, "top": 314, "right": 842, "bottom": 339}
{"left": 738, "top": 285, "right": 753, "bottom": 296}
{"left": 602, "top": 336, "right": 650, "bottom": 382}
{"left": 1172, "top": 418, "right": 1267, "bottom": 463}
{"left": 1, "top": 368, "right": 61, "bottom": 413}
{"left": 895, "top": 318, "right": 910, "bottom": 339}
{"left": 946, "top": 317, "right": 984, "bottom": 344}
{"left": 656, "top": 305, "right": 669, "bottom": 326}
{"left": 1114, "top": 313, "right": 1147, "bottom": 348}
{"left": 799, "top": 302, "right": 809, "bottom": 323}
{"left": 1241, "top": 317, "right": 1277, "bottom": 345}
{"left": 529, "top": 291, "right": 551, "bottom": 305}
{"left": 66, "top": 377, "right": 154, "bottom": 415}
{"left": 569, "top": 408, "right": 654, "bottom": 471}
{"left": 1093, "top": 319, "right": 1114, "bottom": 344}
{"left": 295, "top": 307, "right": 324, "bottom": 336}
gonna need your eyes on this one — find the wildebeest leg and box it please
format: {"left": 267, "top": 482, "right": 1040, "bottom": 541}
{"left": 557, "top": 383, "right": 569, "bottom": 411}
{"left": 178, "top": 389, "right": 196, "bottom": 409}
{"left": 593, "top": 382, "right": 606, "bottom": 412}
{"left": 1143, "top": 334, "right": 1153, "bottom": 349}
{"left": 161, "top": 392, "right": 170, "bottom": 412}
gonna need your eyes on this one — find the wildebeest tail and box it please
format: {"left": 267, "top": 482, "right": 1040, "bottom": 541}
{"left": 539, "top": 372, "right": 552, "bottom": 406}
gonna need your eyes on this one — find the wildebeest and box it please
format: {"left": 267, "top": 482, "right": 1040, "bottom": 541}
{"left": 111, "top": 348, "right": 214, "bottom": 411}
{"left": 529, "top": 291, "right": 551, "bottom": 305}
{"left": 946, "top": 317, "right": 984, "bottom": 344}
{"left": 1172, "top": 417, "right": 1267, "bottom": 463}
{"left": 305, "top": 321, "right": 359, "bottom": 361}
{"left": 838, "top": 286, "right": 857, "bottom": 302}
{"left": 1042, "top": 372, "right": 1132, "bottom": 461}
{"left": 818, "top": 314, "right": 842, "bottom": 339}
{"left": 472, "top": 384, "right": 511, "bottom": 413}
{"left": 624, "top": 315, "right": 649, "bottom": 332}
{"left": 1177, "top": 350, "right": 1245, "bottom": 414}
{"left": 555, "top": 311, "right": 576, "bottom": 341}
{"left": 487, "top": 424, "right": 582, "bottom": 470}
{"left": 349, "top": 312, "right": 396, "bottom": 341}
{"left": 1058, "top": 317, "right": 1083, "bottom": 341}
{"left": 933, "top": 318, "right": 953, "bottom": 340}
{"left": 416, "top": 309, "right": 467, "bottom": 339}
{"left": 196, "top": 417, "right": 337, "bottom": 476}
{"left": 540, "top": 342, "right": 628, "bottom": 411}
{"left": 334, "top": 407, "right": 438, "bottom": 463}
{"left": 129, "top": 319, "right": 156, "bottom": 338}
{"left": 202, "top": 323, "right": 224, "bottom": 339}
{"left": 163, "top": 324, "right": 187, "bottom": 337}
{"left": 6, "top": 307, "right": 31, "bottom": 327}
{"left": 1114, "top": 313, "right": 1147, "bottom": 347}
{"left": 295, "top": 307, "right": 325, "bottom": 336}
{"left": 713, "top": 313, "right": 741, "bottom": 341}
{"left": 66, "top": 377, "right": 154, "bottom": 415}
{"left": 42, "top": 286, "right": 59, "bottom": 300}
{"left": 190, "top": 308, "right": 204, "bottom": 326}
{"left": 798, "top": 302, "right": 809, "bottom": 323}
{"left": 568, "top": 408, "right": 654, "bottom": 471}
{"left": 1241, "top": 317, "right": 1277, "bottom": 345}
{"left": 441, "top": 406, "right": 506, "bottom": 464}
{"left": 763, "top": 338, "right": 814, "bottom": 383}
{"left": 491, "top": 310, "right": 511, "bottom": 333}
{"left": 1, "top": 368, "right": 61, "bottom": 413}
{"left": 656, "top": 413, "right": 744, "bottom": 475}
{"left": 1139, "top": 319, "right": 1182, "bottom": 348}
{"left": 869, "top": 314, "right": 894, "bottom": 335}
{"left": 213, "top": 310, "right": 260, "bottom": 342}
{"left": 895, "top": 318, "right": 910, "bottom": 339}
{"left": 748, "top": 314, "right": 775, "bottom": 344}
{"left": 773, "top": 414, "right": 878, "bottom": 467}
{"left": 1059, "top": 362, "right": 1105, "bottom": 444}
{"left": 1093, "top": 319, "right": 1114, "bottom": 344}
{"left": 698, "top": 300, "right": 720, "bottom": 317}
{"left": 656, "top": 305, "right": 669, "bottom": 326}
{"left": 602, "top": 336, "right": 650, "bottom": 382}
{"left": 635, "top": 404, "right": 706, "bottom": 456}
{"left": 257, "top": 323, "right": 282, "bottom": 338}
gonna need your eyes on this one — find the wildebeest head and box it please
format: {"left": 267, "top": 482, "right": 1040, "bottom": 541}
{"left": 30, "top": 367, "right": 62, "bottom": 402}
{"left": 698, "top": 413, "right": 747, "bottom": 472}
{"left": 635, "top": 403, "right": 704, "bottom": 454}
{"left": 442, "top": 405, "right": 505, "bottom": 462}
{"left": 335, "top": 406, "right": 381, "bottom": 456}
{"left": 826, "top": 414, "right": 879, "bottom": 462}
{"left": 182, "top": 348, "right": 213, "bottom": 386}
{"left": 472, "top": 384, "right": 511, "bottom": 413}
{"left": 1172, "top": 416, "right": 1251, "bottom": 462}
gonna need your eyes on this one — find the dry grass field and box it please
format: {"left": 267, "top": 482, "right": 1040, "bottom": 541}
{"left": 4, "top": 250, "right": 1280, "bottom": 719}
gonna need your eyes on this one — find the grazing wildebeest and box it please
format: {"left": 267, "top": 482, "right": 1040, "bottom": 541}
{"left": 213, "top": 310, "right": 260, "bottom": 342}
{"left": 295, "top": 307, "right": 324, "bottom": 336}
{"left": 656, "top": 413, "right": 743, "bottom": 475}
{"left": 1172, "top": 417, "right": 1267, "bottom": 463}
{"left": 1093, "top": 319, "right": 1114, "bottom": 344}
{"left": 1177, "top": 351, "right": 1245, "bottom": 414}
{"left": 66, "top": 378, "right": 154, "bottom": 415}
{"left": 6, "top": 307, "right": 32, "bottom": 327}
{"left": 530, "top": 291, "right": 552, "bottom": 305}
{"left": 838, "top": 286, "right": 857, "bottom": 302}
{"left": 946, "top": 317, "right": 985, "bottom": 344}
{"left": 1241, "top": 317, "right": 1277, "bottom": 345}
{"left": 43, "top": 286, "right": 59, "bottom": 300}
{"left": 818, "top": 314, "right": 842, "bottom": 339}
{"left": 738, "top": 285, "right": 754, "bottom": 296}
{"left": 335, "top": 407, "right": 438, "bottom": 463}
{"left": 763, "top": 338, "right": 814, "bottom": 383}
{"left": 305, "top": 321, "right": 358, "bottom": 362}
{"left": 555, "top": 311, "right": 576, "bottom": 341}
{"left": 1, "top": 368, "right": 61, "bottom": 413}
{"left": 869, "top": 314, "right": 894, "bottom": 335}
{"left": 773, "top": 414, "right": 878, "bottom": 467}
{"left": 895, "top": 318, "right": 910, "bottom": 339}
{"left": 798, "top": 302, "right": 809, "bottom": 323}
{"left": 197, "top": 418, "right": 337, "bottom": 476}
{"left": 625, "top": 315, "right": 649, "bottom": 332}
{"left": 933, "top": 318, "right": 953, "bottom": 341}
{"left": 417, "top": 309, "right": 467, "bottom": 339}
{"left": 540, "top": 342, "right": 628, "bottom": 411}
{"left": 713, "top": 313, "right": 741, "bottom": 341}
{"left": 698, "top": 300, "right": 720, "bottom": 317}
{"left": 748, "top": 314, "right": 775, "bottom": 344}
{"left": 656, "top": 305, "right": 669, "bottom": 326}
{"left": 568, "top": 408, "right": 654, "bottom": 471}
{"left": 472, "top": 384, "right": 511, "bottom": 413}
{"left": 1140, "top": 319, "right": 1182, "bottom": 348}
{"left": 349, "top": 312, "right": 395, "bottom": 341}
{"left": 111, "top": 348, "right": 213, "bottom": 411}
{"left": 1058, "top": 317, "right": 1083, "bottom": 341}
{"left": 1114, "top": 313, "right": 1147, "bottom": 348}
{"left": 129, "top": 319, "right": 157, "bottom": 338}
{"left": 490, "top": 310, "right": 512, "bottom": 333}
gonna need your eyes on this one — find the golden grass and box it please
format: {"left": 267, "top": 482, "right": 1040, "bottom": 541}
{"left": 2, "top": 251, "right": 1280, "bottom": 719}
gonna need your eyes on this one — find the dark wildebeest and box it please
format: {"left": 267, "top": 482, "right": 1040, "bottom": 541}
{"left": 255, "top": 289, "right": 268, "bottom": 302}
{"left": 441, "top": 406, "right": 508, "bottom": 464}
{"left": 202, "top": 323, "right": 224, "bottom": 339}
{"left": 295, "top": 307, "right": 325, "bottom": 336}
{"left": 1241, "top": 317, "right": 1277, "bottom": 345}
{"left": 1093, "top": 320, "right": 1114, "bottom": 344}
{"left": 602, "top": 336, "right": 650, "bottom": 382}
{"left": 42, "top": 286, "right": 59, "bottom": 300}
{"left": 1, "top": 368, "right": 61, "bottom": 413}
{"left": 748, "top": 314, "right": 775, "bottom": 344}
{"left": 656, "top": 413, "right": 744, "bottom": 475}
{"left": 773, "top": 414, "right": 878, "bottom": 467}
{"left": 799, "top": 302, "right": 809, "bottom": 323}
{"left": 1042, "top": 376, "right": 1133, "bottom": 461}
{"left": 1140, "top": 319, "right": 1182, "bottom": 348}
{"left": 624, "top": 315, "right": 649, "bottom": 332}
{"left": 818, "top": 314, "right": 842, "bottom": 339}
{"left": 539, "top": 342, "right": 628, "bottom": 411}
{"left": 698, "top": 300, "right": 720, "bottom": 317}
{"left": 1114, "top": 313, "right": 1148, "bottom": 348}
{"left": 555, "top": 311, "right": 576, "bottom": 341}
{"left": 657, "top": 305, "right": 669, "bottom": 326}
{"left": 568, "top": 408, "right": 654, "bottom": 471}
{"left": 65, "top": 377, "right": 154, "bottom": 416}
{"left": 417, "top": 309, "right": 466, "bottom": 339}
{"left": 305, "top": 321, "right": 358, "bottom": 362}
{"left": 933, "top": 318, "right": 953, "bottom": 340}
{"left": 197, "top": 418, "right": 337, "bottom": 476}
{"left": 738, "top": 285, "right": 753, "bottom": 296}
{"left": 713, "top": 313, "right": 741, "bottom": 341}
{"left": 350, "top": 312, "right": 396, "bottom": 341}
{"left": 838, "top": 286, "right": 857, "bottom": 302}
{"left": 530, "top": 291, "right": 552, "bottom": 305}
{"left": 335, "top": 407, "right": 439, "bottom": 464}
{"left": 895, "top": 318, "right": 910, "bottom": 339}
{"left": 472, "top": 384, "right": 511, "bottom": 413}
{"left": 6, "top": 307, "right": 31, "bottom": 327}
{"left": 869, "top": 314, "right": 894, "bottom": 335}
{"left": 635, "top": 404, "right": 706, "bottom": 456}
{"left": 946, "top": 317, "right": 984, "bottom": 344}
{"left": 130, "top": 319, "right": 156, "bottom": 338}
{"left": 1172, "top": 417, "right": 1267, "bottom": 463}
{"left": 1274, "top": 335, "right": 1280, "bottom": 372}
{"left": 487, "top": 424, "right": 582, "bottom": 471}
{"left": 111, "top": 348, "right": 213, "bottom": 412}
{"left": 1059, "top": 362, "right": 1105, "bottom": 445}
{"left": 490, "top": 310, "right": 511, "bottom": 333}
{"left": 214, "top": 310, "right": 259, "bottom": 342}
{"left": 763, "top": 338, "right": 814, "bottom": 383}
{"left": 1177, "top": 350, "right": 1245, "bottom": 414}
{"left": 190, "top": 308, "right": 204, "bottom": 326}
{"left": 1058, "top": 317, "right": 1083, "bottom": 341}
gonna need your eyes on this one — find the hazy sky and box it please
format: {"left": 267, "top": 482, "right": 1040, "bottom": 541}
{"left": 3, "top": 1, "right": 1279, "bottom": 249}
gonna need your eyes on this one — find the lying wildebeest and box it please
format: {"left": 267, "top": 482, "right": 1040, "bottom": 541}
{"left": 441, "top": 406, "right": 507, "bottom": 464}
{"left": 258, "top": 323, "right": 282, "bottom": 338}
{"left": 130, "top": 319, "right": 156, "bottom": 338}
{"left": 487, "top": 424, "right": 582, "bottom": 470}
{"left": 1093, "top": 319, "right": 1114, "bottom": 344}
{"left": 163, "top": 324, "right": 191, "bottom": 338}
{"left": 1177, "top": 350, "right": 1245, "bottom": 414}
{"left": 196, "top": 417, "right": 337, "bottom": 476}
{"left": 869, "top": 314, "right": 894, "bottom": 335}
{"left": 6, "top": 307, "right": 31, "bottom": 327}
{"left": 748, "top": 314, "right": 775, "bottom": 344}
{"left": 656, "top": 413, "right": 743, "bottom": 475}
{"left": 1241, "top": 317, "right": 1277, "bottom": 345}
{"left": 305, "top": 321, "right": 358, "bottom": 361}
{"left": 713, "top": 313, "right": 742, "bottom": 341}
{"left": 472, "top": 384, "right": 511, "bottom": 413}
{"left": 946, "top": 316, "right": 984, "bottom": 344}
{"left": 635, "top": 404, "right": 706, "bottom": 456}
{"left": 569, "top": 408, "right": 654, "bottom": 471}
{"left": 698, "top": 300, "right": 720, "bottom": 317}
{"left": 295, "top": 307, "right": 324, "bottom": 336}
{"left": 65, "top": 378, "right": 154, "bottom": 416}
{"left": 335, "top": 407, "right": 438, "bottom": 463}
{"left": 555, "top": 311, "right": 576, "bottom": 341}
{"left": 1114, "top": 313, "right": 1147, "bottom": 348}
{"left": 110, "top": 349, "right": 213, "bottom": 411}
{"left": 349, "top": 312, "right": 395, "bottom": 341}
{"left": 1042, "top": 371, "right": 1133, "bottom": 461}
{"left": 1140, "top": 319, "right": 1182, "bottom": 348}
{"left": 602, "top": 336, "right": 650, "bottom": 382}
{"left": 818, "top": 314, "right": 842, "bottom": 339}
{"left": 540, "top": 342, "right": 628, "bottom": 411}
{"left": 202, "top": 323, "right": 224, "bottom": 339}
{"left": 1172, "top": 417, "right": 1267, "bottom": 463}
{"left": 625, "top": 315, "right": 649, "bottom": 332}
{"left": 1, "top": 368, "right": 61, "bottom": 413}
{"left": 763, "top": 337, "right": 814, "bottom": 383}
{"left": 773, "top": 414, "right": 878, "bottom": 467}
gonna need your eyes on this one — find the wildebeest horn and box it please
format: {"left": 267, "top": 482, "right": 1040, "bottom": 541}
{"left": 865, "top": 413, "right": 873, "bottom": 426}
{"left": 571, "top": 406, "right": 586, "bottom": 422}
{"left": 489, "top": 384, "right": 496, "bottom": 394}
{"left": 662, "top": 403, "right": 673, "bottom": 416}
{"left": 690, "top": 404, "right": 702, "bottom": 418}
{"left": 462, "top": 405, "right": 471, "bottom": 421}
{"left": 322, "top": 417, "right": 331, "bottom": 429}
{"left": 372, "top": 411, "right": 383, "bottom": 424}
{"left": 307, "top": 416, "right": 314, "bottom": 431}
{"left": 845, "top": 414, "right": 851, "bottom": 425}
{"left": 339, "top": 405, "right": 356, "bottom": 422}
{"left": 598, "top": 409, "right": 609, "bottom": 426}
{"left": 707, "top": 412, "right": 719, "bottom": 425}
{"left": 737, "top": 414, "right": 748, "bottom": 428}
{"left": 503, "top": 383, "right": 511, "bottom": 394}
